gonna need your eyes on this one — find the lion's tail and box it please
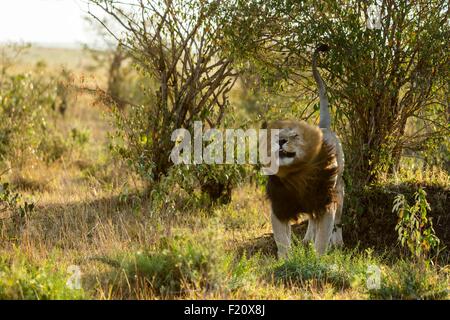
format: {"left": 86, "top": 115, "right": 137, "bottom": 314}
{"left": 312, "top": 44, "right": 331, "bottom": 129}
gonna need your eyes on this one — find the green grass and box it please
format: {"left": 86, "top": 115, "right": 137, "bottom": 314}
{"left": 116, "top": 234, "right": 224, "bottom": 296}
{"left": 370, "top": 260, "right": 449, "bottom": 300}
{"left": 272, "top": 244, "right": 368, "bottom": 290}
{"left": 269, "top": 241, "right": 449, "bottom": 300}
{"left": 84, "top": 231, "right": 449, "bottom": 300}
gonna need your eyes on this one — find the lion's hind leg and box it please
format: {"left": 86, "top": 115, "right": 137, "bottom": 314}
{"left": 331, "top": 180, "right": 344, "bottom": 247}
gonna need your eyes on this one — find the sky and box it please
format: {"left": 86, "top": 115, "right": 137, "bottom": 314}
{"left": 0, "top": 0, "right": 99, "bottom": 47}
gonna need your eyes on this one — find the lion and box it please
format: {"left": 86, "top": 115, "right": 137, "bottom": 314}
{"left": 264, "top": 45, "right": 345, "bottom": 258}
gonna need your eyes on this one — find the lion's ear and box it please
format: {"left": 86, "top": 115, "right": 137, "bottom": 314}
{"left": 261, "top": 121, "right": 267, "bottom": 129}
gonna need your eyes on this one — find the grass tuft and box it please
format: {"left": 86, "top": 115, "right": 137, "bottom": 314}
{"left": 104, "top": 234, "right": 225, "bottom": 296}
{"left": 0, "top": 251, "right": 86, "bottom": 300}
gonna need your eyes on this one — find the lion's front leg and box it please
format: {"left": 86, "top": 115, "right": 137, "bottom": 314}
{"left": 314, "top": 208, "right": 336, "bottom": 255}
{"left": 271, "top": 209, "right": 291, "bottom": 259}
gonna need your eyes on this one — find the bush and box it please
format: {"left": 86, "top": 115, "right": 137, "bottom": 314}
{"left": 0, "top": 67, "right": 63, "bottom": 167}
{"left": 343, "top": 182, "right": 449, "bottom": 252}
{"left": 393, "top": 188, "right": 440, "bottom": 262}
{"left": 0, "top": 46, "right": 85, "bottom": 167}
{"left": 37, "top": 133, "right": 69, "bottom": 164}
{"left": 144, "top": 163, "right": 248, "bottom": 219}
{"left": 109, "top": 99, "right": 159, "bottom": 184}
{"left": 0, "top": 180, "right": 35, "bottom": 240}
{"left": 174, "top": 163, "right": 246, "bottom": 205}
{"left": 55, "top": 68, "right": 76, "bottom": 116}
{"left": 0, "top": 182, "right": 34, "bottom": 219}
{"left": 34, "top": 127, "right": 89, "bottom": 165}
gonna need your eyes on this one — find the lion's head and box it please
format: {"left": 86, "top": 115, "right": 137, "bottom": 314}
{"left": 265, "top": 120, "right": 323, "bottom": 176}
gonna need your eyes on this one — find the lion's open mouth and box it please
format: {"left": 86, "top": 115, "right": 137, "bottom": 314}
{"left": 279, "top": 150, "right": 296, "bottom": 158}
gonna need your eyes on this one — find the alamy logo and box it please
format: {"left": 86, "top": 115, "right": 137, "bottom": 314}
{"left": 367, "top": 4, "right": 382, "bottom": 30}
{"left": 66, "top": 265, "right": 82, "bottom": 290}
{"left": 170, "top": 121, "right": 280, "bottom": 175}
{"left": 366, "top": 265, "right": 381, "bottom": 290}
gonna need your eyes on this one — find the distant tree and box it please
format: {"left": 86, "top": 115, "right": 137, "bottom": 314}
{"left": 106, "top": 44, "right": 128, "bottom": 110}
{"left": 82, "top": 15, "right": 132, "bottom": 109}
{"left": 0, "top": 43, "right": 30, "bottom": 78}
{"left": 56, "top": 68, "right": 74, "bottom": 116}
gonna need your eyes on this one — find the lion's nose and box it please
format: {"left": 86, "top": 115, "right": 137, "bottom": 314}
{"left": 279, "top": 139, "right": 287, "bottom": 147}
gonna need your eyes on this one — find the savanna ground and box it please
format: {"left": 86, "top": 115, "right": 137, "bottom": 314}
{"left": 0, "top": 45, "right": 448, "bottom": 300}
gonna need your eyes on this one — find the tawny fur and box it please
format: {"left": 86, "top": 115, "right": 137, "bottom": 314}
{"left": 265, "top": 120, "right": 338, "bottom": 221}
{"left": 264, "top": 45, "right": 345, "bottom": 258}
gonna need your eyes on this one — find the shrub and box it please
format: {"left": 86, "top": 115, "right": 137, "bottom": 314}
{"left": 37, "top": 132, "right": 68, "bottom": 164}
{"left": 34, "top": 127, "right": 89, "bottom": 165}
{"left": 0, "top": 46, "right": 84, "bottom": 167}
{"left": 343, "top": 182, "right": 449, "bottom": 252}
{"left": 174, "top": 163, "right": 247, "bottom": 205}
{"left": 55, "top": 68, "right": 75, "bottom": 116}
{"left": 0, "top": 180, "right": 35, "bottom": 239}
{"left": 0, "top": 68, "right": 61, "bottom": 167}
{"left": 144, "top": 163, "right": 247, "bottom": 219}
{"left": 0, "top": 181, "right": 34, "bottom": 219}
{"left": 220, "top": 0, "right": 449, "bottom": 186}
{"left": 69, "top": 128, "right": 90, "bottom": 149}
{"left": 393, "top": 188, "right": 441, "bottom": 262}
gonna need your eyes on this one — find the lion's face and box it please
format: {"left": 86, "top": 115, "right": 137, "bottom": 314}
{"left": 266, "top": 120, "right": 323, "bottom": 171}
{"left": 275, "top": 126, "right": 305, "bottom": 167}
{"left": 266, "top": 120, "right": 307, "bottom": 167}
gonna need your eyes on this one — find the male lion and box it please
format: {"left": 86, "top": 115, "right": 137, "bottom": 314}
{"left": 265, "top": 45, "right": 345, "bottom": 258}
